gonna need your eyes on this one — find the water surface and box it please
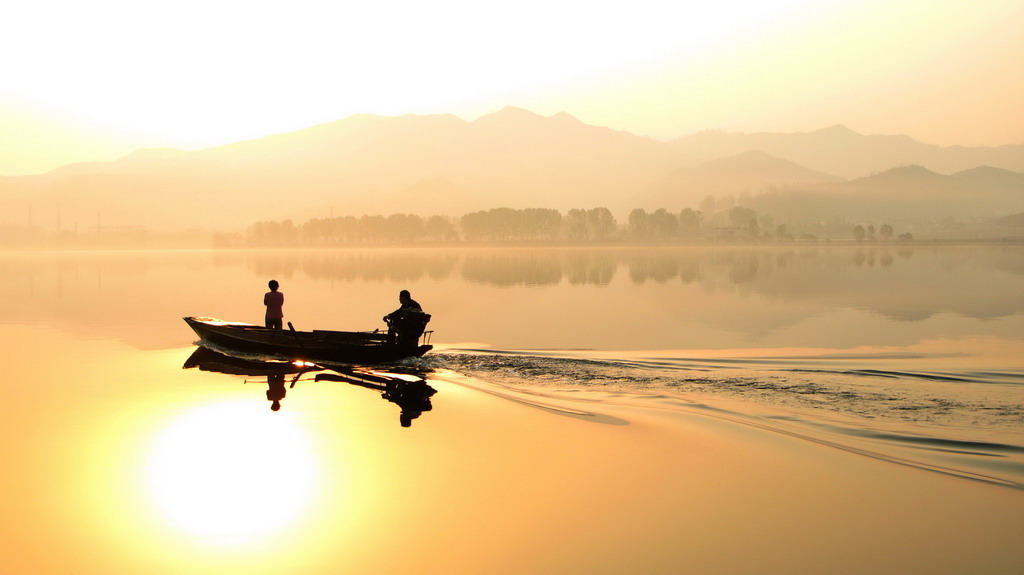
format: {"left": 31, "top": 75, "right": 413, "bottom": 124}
{"left": 2, "top": 246, "right": 1022, "bottom": 573}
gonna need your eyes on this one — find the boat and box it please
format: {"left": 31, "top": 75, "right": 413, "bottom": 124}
{"left": 183, "top": 316, "right": 433, "bottom": 365}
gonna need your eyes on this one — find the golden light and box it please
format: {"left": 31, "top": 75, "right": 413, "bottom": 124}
{"left": 3, "top": 1, "right": 1021, "bottom": 177}
{"left": 145, "top": 401, "right": 319, "bottom": 544}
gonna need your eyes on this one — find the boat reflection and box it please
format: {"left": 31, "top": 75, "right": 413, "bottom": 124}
{"left": 183, "top": 345, "right": 318, "bottom": 411}
{"left": 182, "top": 344, "right": 317, "bottom": 376}
{"left": 182, "top": 345, "right": 436, "bottom": 425}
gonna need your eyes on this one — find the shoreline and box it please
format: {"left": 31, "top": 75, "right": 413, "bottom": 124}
{"left": 3, "top": 236, "right": 1024, "bottom": 252}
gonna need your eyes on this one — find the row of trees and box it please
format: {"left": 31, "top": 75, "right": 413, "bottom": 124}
{"left": 265, "top": 214, "right": 461, "bottom": 245}
{"left": 250, "top": 208, "right": 629, "bottom": 244}
{"left": 853, "top": 223, "right": 913, "bottom": 242}
{"left": 247, "top": 207, "right": 908, "bottom": 245}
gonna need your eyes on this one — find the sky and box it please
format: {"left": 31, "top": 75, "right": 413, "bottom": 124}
{"left": 1, "top": 0, "right": 1022, "bottom": 176}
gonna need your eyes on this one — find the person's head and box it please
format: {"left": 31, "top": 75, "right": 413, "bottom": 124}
{"left": 399, "top": 289, "right": 411, "bottom": 303}
{"left": 269, "top": 280, "right": 279, "bottom": 291}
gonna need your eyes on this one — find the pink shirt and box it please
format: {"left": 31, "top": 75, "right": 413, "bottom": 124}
{"left": 264, "top": 291, "right": 284, "bottom": 318}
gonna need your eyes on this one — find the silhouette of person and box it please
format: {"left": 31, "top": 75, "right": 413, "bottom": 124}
{"left": 383, "top": 289, "right": 429, "bottom": 348}
{"left": 267, "top": 373, "right": 286, "bottom": 411}
{"left": 385, "top": 289, "right": 421, "bottom": 316}
{"left": 313, "top": 368, "right": 435, "bottom": 426}
{"left": 382, "top": 379, "right": 436, "bottom": 427}
{"left": 264, "top": 279, "right": 284, "bottom": 329}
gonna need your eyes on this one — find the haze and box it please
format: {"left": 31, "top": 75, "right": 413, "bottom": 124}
{"left": 2, "top": 0, "right": 1022, "bottom": 176}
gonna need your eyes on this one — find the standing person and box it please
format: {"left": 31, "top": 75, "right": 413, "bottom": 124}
{"left": 264, "top": 280, "right": 284, "bottom": 329}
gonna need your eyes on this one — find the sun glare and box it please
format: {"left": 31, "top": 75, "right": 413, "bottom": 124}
{"left": 145, "top": 402, "right": 319, "bottom": 544}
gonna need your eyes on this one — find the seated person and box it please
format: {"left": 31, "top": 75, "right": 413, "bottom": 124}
{"left": 383, "top": 290, "right": 430, "bottom": 348}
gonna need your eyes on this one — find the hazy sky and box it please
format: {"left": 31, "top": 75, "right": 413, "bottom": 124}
{"left": 2, "top": 0, "right": 1022, "bottom": 175}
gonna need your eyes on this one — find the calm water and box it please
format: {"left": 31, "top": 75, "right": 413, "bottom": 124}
{"left": 2, "top": 246, "right": 1023, "bottom": 573}
{"left": 4, "top": 246, "right": 1021, "bottom": 421}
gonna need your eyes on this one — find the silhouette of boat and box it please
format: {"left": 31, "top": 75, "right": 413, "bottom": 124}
{"left": 182, "top": 345, "right": 319, "bottom": 411}
{"left": 183, "top": 344, "right": 436, "bottom": 422}
{"left": 182, "top": 345, "right": 317, "bottom": 376}
{"left": 183, "top": 316, "right": 432, "bottom": 364}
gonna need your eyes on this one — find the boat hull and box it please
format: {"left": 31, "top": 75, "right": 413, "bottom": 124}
{"left": 183, "top": 316, "right": 432, "bottom": 365}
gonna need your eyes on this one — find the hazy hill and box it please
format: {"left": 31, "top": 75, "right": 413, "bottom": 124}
{"left": 635, "top": 150, "right": 843, "bottom": 210}
{"left": 674, "top": 125, "right": 1024, "bottom": 179}
{"left": 744, "top": 165, "right": 1024, "bottom": 223}
{"left": 0, "top": 107, "right": 687, "bottom": 231}
{"left": 993, "top": 212, "right": 1024, "bottom": 228}
{"left": 1, "top": 108, "right": 1021, "bottom": 234}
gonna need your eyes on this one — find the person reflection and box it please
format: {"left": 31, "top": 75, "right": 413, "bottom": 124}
{"left": 315, "top": 370, "right": 436, "bottom": 427}
{"left": 267, "top": 373, "right": 286, "bottom": 411}
{"left": 383, "top": 379, "right": 436, "bottom": 427}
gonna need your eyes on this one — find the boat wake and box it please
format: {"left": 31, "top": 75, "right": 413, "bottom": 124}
{"left": 422, "top": 348, "right": 1024, "bottom": 490}
{"left": 425, "top": 349, "right": 1024, "bottom": 427}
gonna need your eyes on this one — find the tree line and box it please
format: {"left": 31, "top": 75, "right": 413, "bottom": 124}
{"left": 246, "top": 206, "right": 910, "bottom": 245}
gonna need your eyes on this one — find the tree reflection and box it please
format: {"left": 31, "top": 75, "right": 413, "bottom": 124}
{"left": 244, "top": 250, "right": 460, "bottom": 283}
{"left": 155, "top": 246, "right": 1024, "bottom": 298}
{"left": 627, "top": 250, "right": 684, "bottom": 284}
{"left": 7, "top": 246, "right": 1024, "bottom": 355}
{"left": 462, "top": 252, "right": 564, "bottom": 286}
{"left": 564, "top": 251, "right": 616, "bottom": 286}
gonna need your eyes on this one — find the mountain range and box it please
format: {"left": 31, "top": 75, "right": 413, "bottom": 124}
{"left": 673, "top": 125, "right": 1024, "bottom": 180}
{"left": 1, "top": 106, "right": 1021, "bottom": 233}
{"left": 745, "top": 165, "right": 1024, "bottom": 224}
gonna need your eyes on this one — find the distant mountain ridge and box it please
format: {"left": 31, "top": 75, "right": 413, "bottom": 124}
{"left": 674, "top": 126, "right": 1023, "bottom": 179}
{"left": 743, "top": 165, "right": 1024, "bottom": 223}
{"left": 636, "top": 150, "right": 844, "bottom": 208}
{"left": 1, "top": 107, "right": 1021, "bottom": 232}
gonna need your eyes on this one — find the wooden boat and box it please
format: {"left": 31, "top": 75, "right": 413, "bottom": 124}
{"left": 183, "top": 316, "right": 432, "bottom": 364}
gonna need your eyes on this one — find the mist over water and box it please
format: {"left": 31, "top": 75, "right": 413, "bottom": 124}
{"left": 3, "top": 244, "right": 1021, "bottom": 347}
{"left": 2, "top": 245, "right": 1023, "bottom": 573}
{"left": 3, "top": 245, "right": 1020, "bottom": 430}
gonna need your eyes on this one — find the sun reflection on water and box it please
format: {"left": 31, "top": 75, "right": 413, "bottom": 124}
{"left": 145, "top": 401, "right": 319, "bottom": 544}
